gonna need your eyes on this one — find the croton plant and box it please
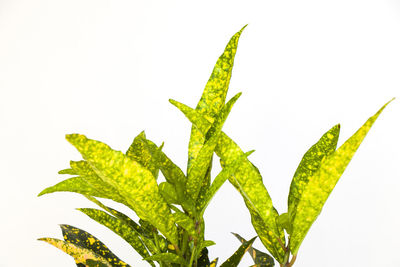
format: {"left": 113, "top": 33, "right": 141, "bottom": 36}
{"left": 38, "top": 26, "right": 393, "bottom": 267}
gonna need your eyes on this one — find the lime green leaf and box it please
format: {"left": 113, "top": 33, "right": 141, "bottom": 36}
{"left": 58, "top": 168, "right": 77, "bottom": 175}
{"left": 185, "top": 92, "right": 242, "bottom": 201}
{"left": 38, "top": 238, "right": 113, "bottom": 267}
{"left": 276, "top": 213, "right": 291, "bottom": 234}
{"left": 171, "top": 210, "right": 196, "bottom": 238}
{"left": 218, "top": 132, "right": 285, "bottom": 263}
{"left": 145, "top": 252, "right": 187, "bottom": 265}
{"left": 37, "top": 177, "right": 101, "bottom": 197}
{"left": 126, "top": 131, "right": 160, "bottom": 179}
{"left": 187, "top": 26, "right": 246, "bottom": 172}
{"left": 290, "top": 99, "right": 393, "bottom": 254}
{"left": 288, "top": 124, "right": 340, "bottom": 230}
{"left": 78, "top": 208, "right": 154, "bottom": 266}
{"left": 232, "top": 233, "right": 275, "bottom": 267}
{"left": 66, "top": 134, "right": 178, "bottom": 245}
{"left": 220, "top": 236, "right": 256, "bottom": 267}
{"left": 198, "top": 150, "right": 255, "bottom": 215}
{"left": 159, "top": 181, "right": 180, "bottom": 204}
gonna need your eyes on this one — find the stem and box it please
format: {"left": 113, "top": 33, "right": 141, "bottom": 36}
{"left": 188, "top": 245, "right": 196, "bottom": 267}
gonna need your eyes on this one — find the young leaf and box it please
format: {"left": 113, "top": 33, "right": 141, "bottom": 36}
{"left": 232, "top": 233, "right": 275, "bottom": 267}
{"left": 78, "top": 208, "right": 154, "bottom": 266}
{"left": 186, "top": 26, "right": 246, "bottom": 172}
{"left": 66, "top": 134, "right": 179, "bottom": 245}
{"left": 126, "top": 131, "right": 160, "bottom": 179}
{"left": 287, "top": 124, "right": 340, "bottom": 231}
{"left": 290, "top": 99, "right": 393, "bottom": 254}
{"left": 220, "top": 236, "right": 257, "bottom": 267}
{"left": 38, "top": 238, "right": 113, "bottom": 267}
{"left": 145, "top": 253, "right": 187, "bottom": 265}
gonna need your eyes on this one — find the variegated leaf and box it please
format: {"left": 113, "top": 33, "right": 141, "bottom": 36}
{"left": 187, "top": 26, "right": 246, "bottom": 172}
{"left": 210, "top": 258, "right": 219, "bottom": 267}
{"left": 288, "top": 124, "right": 340, "bottom": 232}
{"left": 66, "top": 134, "right": 178, "bottom": 245}
{"left": 171, "top": 210, "right": 197, "bottom": 238}
{"left": 38, "top": 177, "right": 102, "bottom": 198}
{"left": 220, "top": 236, "right": 256, "bottom": 267}
{"left": 78, "top": 208, "right": 154, "bottom": 266}
{"left": 38, "top": 238, "right": 113, "bottom": 267}
{"left": 232, "top": 233, "right": 275, "bottom": 267}
{"left": 290, "top": 99, "right": 393, "bottom": 254}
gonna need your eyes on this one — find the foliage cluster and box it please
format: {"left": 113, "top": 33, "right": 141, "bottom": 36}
{"left": 39, "top": 26, "right": 392, "bottom": 267}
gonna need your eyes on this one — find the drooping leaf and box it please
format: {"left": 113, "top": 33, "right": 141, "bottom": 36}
{"left": 78, "top": 208, "right": 154, "bottom": 266}
{"left": 198, "top": 150, "right": 255, "bottom": 215}
{"left": 145, "top": 252, "right": 187, "bottom": 265}
{"left": 186, "top": 26, "right": 246, "bottom": 173}
{"left": 287, "top": 124, "right": 340, "bottom": 230}
{"left": 220, "top": 236, "right": 256, "bottom": 267}
{"left": 66, "top": 134, "right": 178, "bottom": 245}
{"left": 126, "top": 131, "right": 160, "bottom": 179}
{"left": 232, "top": 233, "right": 275, "bottom": 267}
{"left": 290, "top": 99, "right": 393, "bottom": 254}
{"left": 38, "top": 177, "right": 101, "bottom": 197}
{"left": 38, "top": 238, "right": 113, "bottom": 267}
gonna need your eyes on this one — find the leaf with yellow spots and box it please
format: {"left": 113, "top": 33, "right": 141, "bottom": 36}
{"left": 209, "top": 258, "right": 219, "bottom": 267}
{"left": 219, "top": 236, "right": 256, "bottom": 267}
{"left": 290, "top": 99, "right": 393, "bottom": 254}
{"left": 287, "top": 124, "right": 340, "bottom": 233}
{"left": 159, "top": 181, "right": 180, "bottom": 204}
{"left": 59, "top": 225, "right": 129, "bottom": 266}
{"left": 38, "top": 237, "right": 113, "bottom": 267}
{"left": 186, "top": 26, "right": 246, "bottom": 173}
{"left": 169, "top": 97, "right": 285, "bottom": 262}
{"left": 38, "top": 177, "right": 102, "bottom": 198}
{"left": 78, "top": 208, "right": 155, "bottom": 267}
{"left": 66, "top": 134, "right": 179, "bottom": 245}
{"left": 171, "top": 210, "right": 197, "bottom": 238}
{"left": 232, "top": 233, "right": 275, "bottom": 267}
{"left": 126, "top": 131, "right": 160, "bottom": 179}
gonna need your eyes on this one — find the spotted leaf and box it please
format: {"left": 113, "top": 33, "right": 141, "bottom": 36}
{"left": 78, "top": 208, "right": 154, "bottom": 266}
{"left": 288, "top": 124, "right": 340, "bottom": 232}
{"left": 220, "top": 236, "right": 256, "bottom": 267}
{"left": 186, "top": 26, "right": 246, "bottom": 172}
{"left": 232, "top": 233, "right": 275, "bottom": 267}
{"left": 290, "top": 99, "right": 393, "bottom": 254}
{"left": 145, "top": 252, "right": 187, "bottom": 265}
{"left": 66, "top": 134, "right": 178, "bottom": 245}
{"left": 38, "top": 237, "right": 113, "bottom": 267}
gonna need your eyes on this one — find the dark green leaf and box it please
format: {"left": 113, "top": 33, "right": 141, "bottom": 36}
{"left": 232, "top": 233, "right": 275, "bottom": 267}
{"left": 220, "top": 236, "right": 256, "bottom": 267}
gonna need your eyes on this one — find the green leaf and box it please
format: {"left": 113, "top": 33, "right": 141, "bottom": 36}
{"left": 186, "top": 26, "right": 246, "bottom": 172}
{"left": 38, "top": 238, "right": 113, "bottom": 267}
{"left": 58, "top": 168, "right": 77, "bottom": 175}
{"left": 198, "top": 150, "right": 255, "bottom": 215}
{"left": 78, "top": 208, "right": 154, "bottom": 266}
{"left": 126, "top": 131, "right": 160, "bottom": 179}
{"left": 171, "top": 210, "right": 196, "bottom": 238}
{"left": 210, "top": 258, "right": 219, "bottom": 267}
{"left": 66, "top": 134, "right": 179, "bottom": 245}
{"left": 220, "top": 236, "right": 256, "bottom": 267}
{"left": 159, "top": 181, "right": 180, "bottom": 204}
{"left": 197, "top": 247, "right": 211, "bottom": 267}
{"left": 217, "top": 132, "right": 286, "bottom": 263}
{"left": 290, "top": 99, "right": 393, "bottom": 254}
{"left": 276, "top": 213, "right": 291, "bottom": 234}
{"left": 145, "top": 252, "right": 187, "bottom": 265}
{"left": 38, "top": 177, "right": 101, "bottom": 197}
{"left": 287, "top": 124, "right": 340, "bottom": 231}
{"left": 169, "top": 97, "right": 285, "bottom": 262}
{"left": 232, "top": 233, "right": 275, "bottom": 267}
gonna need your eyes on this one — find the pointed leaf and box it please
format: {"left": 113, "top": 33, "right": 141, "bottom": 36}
{"left": 145, "top": 253, "right": 187, "bottom": 265}
{"left": 58, "top": 168, "right": 77, "bottom": 175}
{"left": 290, "top": 99, "right": 393, "bottom": 254}
{"left": 78, "top": 208, "right": 154, "bottom": 266}
{"left": 210, "top": 258, "right": 219, "bottom": 267}
{"left": 220, "top": 236, "right": 256, "bottom": 267}
{"left": 276, "top": 213, "right": 290, "bottom": 234}
{"left": 187, "top": 26, "right": 246, "bottom": 172}
{"left": 59, "top": 224, "right": 129, "bottom": 266}
{"left": 232, "top": 233, "right": 275, "bottom": 267}
{"left": 197, "top": 247, "right": 211, "bottom": 267}
{"left": 66, "top": 134, "right": 178, "bottom": 245}
{"left": 288, "top": 124, "right": 340, "bottom": 229}
{"left": 38, "top": 238, "right": 113, "bottom": 266}
{"left": 38, "top": 177, "right": 102, "bottom": 197}
{"left": 126, "top": 131, "right": 160, "bottom": 178}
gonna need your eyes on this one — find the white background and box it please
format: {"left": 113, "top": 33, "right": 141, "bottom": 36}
{"left": 1, "top": 1, "right": 399, "bottom": 266}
